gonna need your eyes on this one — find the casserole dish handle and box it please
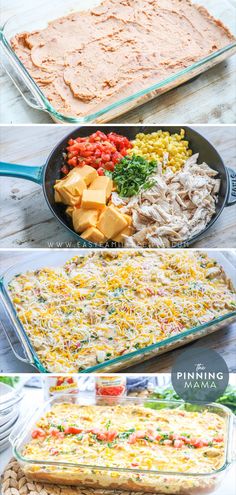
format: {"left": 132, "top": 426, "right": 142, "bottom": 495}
{"left": 0, "top": 289, "right": 35, "bottom": 366}
{"left": 226, "top": 167, "right": 236, "bottom": 206}
{"left": 0, "top": 162, "right": 44, "bottom": 184}
{"left": 0, "top": 36, "right": 49, "bottom": 114}
{"left": 9, "top": 406, "right": 37, "bottom": 447}
{"left": 0, "top": 319, "right": 35, "bottom": 365}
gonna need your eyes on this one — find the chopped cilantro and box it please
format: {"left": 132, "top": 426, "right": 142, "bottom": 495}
{"left": 112, "top": 154, "right": 157, "bottom": 197}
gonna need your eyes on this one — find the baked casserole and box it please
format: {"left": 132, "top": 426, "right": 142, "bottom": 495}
{"left": 19, "top": 401, "right": 228, "bottom": 493}
{"left": 8, "top": 251, "right": 236, "bottom": 372}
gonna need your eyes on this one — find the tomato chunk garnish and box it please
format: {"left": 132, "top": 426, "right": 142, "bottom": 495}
{"left": 64, "top": 426, "right": 83, "bottom": 435}
{"left": 31, "top": 428, "right": 46, "bottom": 439}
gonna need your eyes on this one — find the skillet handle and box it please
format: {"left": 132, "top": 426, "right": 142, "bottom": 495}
{"left": 0, "top": 162, "right": 44, "bottom": 184}
{"left": 226, "top": 167, "right": 236, "bottom": 206}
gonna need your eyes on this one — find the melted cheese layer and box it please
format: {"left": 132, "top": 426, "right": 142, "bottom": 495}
{"left": 8, "top": 251, "right": 236, "bottom": 372}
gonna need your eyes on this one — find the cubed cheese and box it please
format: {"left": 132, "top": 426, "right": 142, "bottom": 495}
{"left": 112, "top": 225, "right": 135, "bottom": 243}
{"left": 97, "top": 205, "right": 128, "bottom": 239}
{"left": 81, "top": 190, "right": 106, "bottom": 210}
{"left": 54, "top": 188, "right": 81, "bottom": 206}
{"left": 81, "top": 227, "right": 106, "bottom": 244}
{"left": 56, "top": 169, "right": 86, "bottom": 196}
{"left": 123, "top": 214, "right": 132, "bottom": 226}
{"left": 73, "top": 165, "right": 98, "bottom": 186}
{"left": 72, "top": 208, "right": 99, "bottom": 233}
{"left": 66, "top": 206, "right": 75, "bottom": 217}
{"left": 54, "top": 170, "right": 86, "bottom": 205}
{"left": 54, "top": 189, "right": 63, "bottom": 203}
{"left": 89, "top": 176, "right": 112, "bottom": 199}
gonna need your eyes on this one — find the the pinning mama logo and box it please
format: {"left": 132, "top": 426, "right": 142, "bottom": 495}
{"left": 171, "top": 348, "right": 229, "bottom": 404}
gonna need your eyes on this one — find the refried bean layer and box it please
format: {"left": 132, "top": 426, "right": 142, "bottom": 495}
{"left": 11, "top": 0, "right": 235, "bottom": 117}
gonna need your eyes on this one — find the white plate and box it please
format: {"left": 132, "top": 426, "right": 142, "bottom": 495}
{"left": 0, "top": 383, "right": 22, "bottom": 412}
{"left": 0, "top": 416, "right": 18, "bottom": 440}
{"left": 0, "top": 438, "right": 10, "bottom": 452}
{"left": 0, "top": 383, "right": 16, "bottom": 404}
{"left": 0, "top": 406, "right": 18, "bottom": 427}
{"left": 0, "top": 412, "right": 19, "bottom": 434}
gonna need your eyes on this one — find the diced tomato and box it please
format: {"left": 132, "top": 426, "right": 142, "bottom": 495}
{"left": 49, "top": 427, "right": 62, "bottom": 437}
{"left": 63, "top": 131, "right": 132, "bottom": 176}
{"left": 96, "top": 432, "right": 107, "bottom": 441}
{"left": 106, "top": 430, "right": 118, "bottom": 441}
{"left": 101, "top": 153, "right": 110, "bottom": 162}
{"left": 31, "top": 428, "right": 46, "bottom": 439}
{"left": 112, "top": 151, "right": 122, "bottom": 163}
{"left": 189, "top": 437, "right": 197, "bottom": 445}
{"left": 188, "top": 437, "right": 208, "bottom": 448}
{"left": 163, "top": 439, "right": 172, "bottom": 446}
{"left": 213, "top": 436, "right": 223, "bottom": 443}
{"left": 96, "top": 131, "right": 108, "bottom": 140}
{"left": 103, "top": 161, "right": 115, "bottom": 171}
{"left": 64, "top": 426, "right": 83, "bottom": 435}
{"left": 67, "top": 150, "right": 79, "bottom": 158}
{"left": 97, "top": 167, "right": 105, "bottom": 176}
{"left": 173, "top": 439, "right": 184, "bottom": 448}
{"left": 83, "top": 150, "right": 94, "bottom": 158}
{"left": 67, "top": 157, "right": 77, "bottom": 167}
{"left": 131, "top": 462, "right": 139, "bottom": 467}
{"left": 94, "top": 149, "right": 102, "bottom": 157}
{"left": 135, "top": 431, "right": 146, "bottom": 439}
{"left": 128, "top": 433, "right": 137, "bottom": 444}
{"left": 50, "top": 448, "right": 59, "bottom": 456}
{"left": 194, "top": 440, "right": 205, "bottom": 448}
{"left": 202, "top": 439, "right": 210, "bottom": 446}
{"left": 85, "top": 157, "right": 93, "bottom": 165}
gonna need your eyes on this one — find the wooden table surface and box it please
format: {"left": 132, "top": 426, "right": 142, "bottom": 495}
{"left": 0, "top": 250, "right": 235, "bottom": 374}
{"left": 0, "top": 125, "right": 235, "bottom": 248}
{"left": 0, "top": 0, "right": 236, "bottom": 124}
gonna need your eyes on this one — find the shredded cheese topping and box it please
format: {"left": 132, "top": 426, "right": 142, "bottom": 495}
{"left": 9, "top": 251, "right": 236, "bottom": 372}
{"left": 23, "top": 403, "right": 226, "bottom": 474}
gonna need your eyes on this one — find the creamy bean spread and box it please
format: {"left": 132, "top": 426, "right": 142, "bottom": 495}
{"left": 11, "top": 0, "right": 234, "bottom": 117}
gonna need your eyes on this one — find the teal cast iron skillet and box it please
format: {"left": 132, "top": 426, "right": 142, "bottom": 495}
{"left": 0, "top": 125, "right": 235, "bottom": 247}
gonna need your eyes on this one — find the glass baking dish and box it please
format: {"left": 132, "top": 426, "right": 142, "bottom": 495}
{"left": 9, "top": 394, "right": 236, "bottom": 493}
{"left": 0, "top": 250, "right": 235, "bottom": 373}
{"left": 0, "top": 0, "right": 236, "bottom": 123}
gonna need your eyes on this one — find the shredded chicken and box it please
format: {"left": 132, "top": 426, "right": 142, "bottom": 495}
{"left": 112, "top": 154, "right": 220, "bottom": 247}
